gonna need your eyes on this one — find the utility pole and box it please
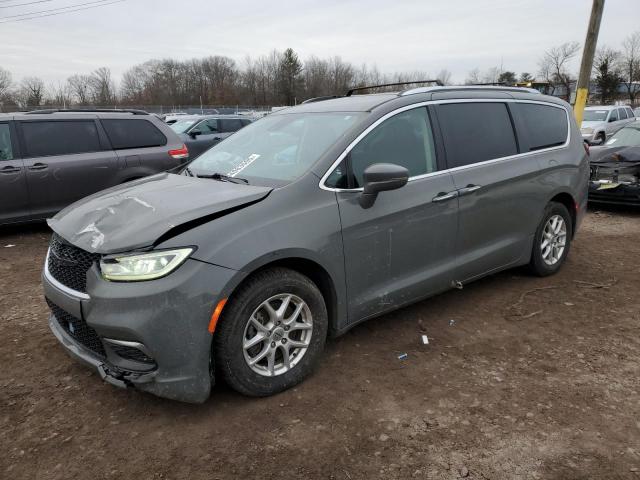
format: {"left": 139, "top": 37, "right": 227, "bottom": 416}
{"left": 574, "top": 0, "right": 605, "bottom": 126}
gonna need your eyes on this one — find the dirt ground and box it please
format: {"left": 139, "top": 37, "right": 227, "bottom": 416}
{"left": 1, "top": 208, "right": 639, "bottom": 480}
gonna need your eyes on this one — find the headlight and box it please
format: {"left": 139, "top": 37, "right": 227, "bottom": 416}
{"left": 100, "top": 248, "right": 194, "bottom": 281}
{"left": 581, "top": 127, "right": 594, "bottom": 134}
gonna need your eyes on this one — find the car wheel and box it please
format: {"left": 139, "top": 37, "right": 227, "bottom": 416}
{"left": 214, "top": 267, "right": 328, "bottom": 396}
{"left": 528, "top": 202, "right": 573, "bottom": 277}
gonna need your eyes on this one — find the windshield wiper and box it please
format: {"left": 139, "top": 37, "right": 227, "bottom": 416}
{"left": 184, "top": 166, "right": 196, "bottom": 177}
{"left": 197, "top": 172, "right": 249, "bottom": 184}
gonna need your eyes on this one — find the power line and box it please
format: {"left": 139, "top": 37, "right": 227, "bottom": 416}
{"left": 0, "top": 0, "right": 124, "bottom": 22}
{"left": 0, "top": 0, "right": 119, "bottom": 19}
{"left": 0, "top": 0, "right": 55, "bottom": 8}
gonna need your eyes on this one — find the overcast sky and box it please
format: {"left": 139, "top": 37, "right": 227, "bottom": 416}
{"left": 1, "top": 0, "right": 638, "bottom": 85}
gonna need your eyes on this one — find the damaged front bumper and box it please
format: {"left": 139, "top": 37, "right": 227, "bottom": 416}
{"left": 43, "top": 255, "right": 239, "bottom": 403}
{"left": 588, "top": 181, "right": 640, "bottom": 205}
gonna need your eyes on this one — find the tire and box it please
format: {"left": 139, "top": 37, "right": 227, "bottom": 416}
{"left": 214, "top": 267, "right": 328, "bottom": 396}
{"left": 528, "top": 202, "right": 573, "bottom": 277}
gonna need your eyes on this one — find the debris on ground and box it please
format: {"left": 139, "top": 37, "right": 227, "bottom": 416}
{"left": 4, "top": 244, "right": 16, "bottom": 248}
{"left": 574, "top": 278, "right": 618, "bottom": 289}
{"left": 459, "top": 466, "right": 469, "bottom": 477}
{"left": 421, "top": 335, "right": 429, "bottom": 345}
{"left": 449, "top": 319, "right": 455, "bottom": 326}
{"left": 397, "top": 353, "right": 408, "bottom": 360}
{"left": 506, "top": 285, "right": 559, "bottom": 318}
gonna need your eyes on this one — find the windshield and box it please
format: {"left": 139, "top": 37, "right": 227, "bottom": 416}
{"left": 583, "top": 110, "right": 609, "bottom": 122}
{"left": 605, "top": 123, "right": 640, "bottom": 147}
{"left": 170, "top": 119, "right": 198, "bottom": 133}
{"left": 188, "top": 112, "right": 364, "bottom": 185}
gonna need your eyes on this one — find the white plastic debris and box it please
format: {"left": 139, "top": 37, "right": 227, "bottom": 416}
{"left": 421, "top": 335, "right": 429, "bottom": 345}
{"left": 397, "top": 353, "right": 408, "bottom": 360}
{"left": 4, "top": 244, "right": 16, "bottom": 248}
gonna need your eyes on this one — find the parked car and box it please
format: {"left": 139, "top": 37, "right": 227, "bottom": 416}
{"left": 580, "top": 105, "right": 636, "bottom": 145}
{"left": 163, "top": 112, "right": 190, "bottom": 124}
{"left": 169, "top": 115, "right": 252, "bottom": 159}
{"left": 0, "top": 109, "right": 188, "bottom": 225}
{"left": 589, "top": 120, "right": 640, "bottom": 205}
{"left": 43, "top": 86, "right": 588, "bottom": 403}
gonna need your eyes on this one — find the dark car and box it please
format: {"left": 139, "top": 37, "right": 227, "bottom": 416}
{"left": 43, "top": 85, "right": 588, "bottom": 403}
{"left": 0, "top": 109, "right": 189, "bottom": 225}
{"left": 588, "top": 120, "right": 640, "bottom": 205}
{"left": 169, "top": 115, "right": 252, "bottom": 159}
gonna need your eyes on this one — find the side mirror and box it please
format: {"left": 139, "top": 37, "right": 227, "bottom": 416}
{"left": 359, "top": 163, "right": 409, "bottom": 209}
{"left": 189, "top": 130, "right": 202, "bottom": 138}
{"left": 608, "top": 117, "right": 616, "bottom": 123}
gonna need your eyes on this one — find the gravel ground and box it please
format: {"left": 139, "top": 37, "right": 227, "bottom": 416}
{"left": 1, "top": 208, "right": 639, "bottom": 480}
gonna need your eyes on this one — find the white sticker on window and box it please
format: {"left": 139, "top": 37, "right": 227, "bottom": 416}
{"left": 228, "top": 154, "right": 260, "bottom": 177}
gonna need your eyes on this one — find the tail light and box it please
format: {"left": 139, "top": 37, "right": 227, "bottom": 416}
{"left": 169, "top": 144, "right": 189, "bottom": 160}
{"left": 582, "top": 140, "right": 590, "bottom": 156}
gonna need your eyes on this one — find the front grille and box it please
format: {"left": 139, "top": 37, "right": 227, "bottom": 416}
{"left": 47, "top": 299, "right": 106, "bottom": 358}
{"left": 109, "top": 344, "right": 155, "bottom": 365}
{"left": 48, "top": 233, "right": 101, "bottom": 294}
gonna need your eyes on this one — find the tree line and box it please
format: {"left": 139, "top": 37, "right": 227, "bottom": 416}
{"left": 1, "top": 31, "right": 639, "bottom": 111}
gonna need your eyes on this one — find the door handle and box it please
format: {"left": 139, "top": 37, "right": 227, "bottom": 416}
{"left": 432, "top": 191, "right": 459, "bottom": 203}
{"left": 213, "top": 137, "right": 221, "bottom": 140}
{"left": 0, "top": 166, "right": 21, "bottom": 174}
{"left": 458, "top": 184, "right": 482, "bottom": 196}
{"left": 28, "top": 163, "right": 48, "bottom": 171}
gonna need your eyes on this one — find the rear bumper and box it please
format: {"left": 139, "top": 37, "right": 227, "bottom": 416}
{"left": 43, "top": 256, "right": 238, "bottom": 403}
{"left": 588, "top": 182, "right": 640, "bottom": 206}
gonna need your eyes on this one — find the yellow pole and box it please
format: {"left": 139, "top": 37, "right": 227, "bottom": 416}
{"left": 574, "top": 0, "right": 605, "bottom": 126}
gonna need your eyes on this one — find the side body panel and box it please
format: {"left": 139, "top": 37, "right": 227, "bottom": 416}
{"left": 0, "top": 120, "right": 31, "bottom": 223}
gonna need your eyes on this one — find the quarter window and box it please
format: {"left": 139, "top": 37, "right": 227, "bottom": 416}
{"left": 347, "top": 107, "right": 437, "bottom": 188}
{"left": 516, "top": 103, "right": 568, "bottom": 151}
{"left": 437, "top": 103, "right": 517, "bottom": 168}
{"left": 220, "top": 118, "right": 244, "bottom": 132}
{"left": 0, "top": 124, "right": 13, "bottom": 160}
{"left": 618, "top": 108, "right": 628, "bottom": 120}
{"left": 101, "top": 119, "right": 166, "bottom": 150}
{"left": 21, "top": 121, "right": 101, "bottom": 157}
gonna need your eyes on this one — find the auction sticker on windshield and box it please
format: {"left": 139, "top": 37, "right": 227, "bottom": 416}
{"left": 228, "top": 154, "right": 260, "bottom": 177}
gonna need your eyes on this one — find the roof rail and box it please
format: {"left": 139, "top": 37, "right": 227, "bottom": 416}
{"left": 301, "top": 95, "right": 341, "bottom": 104}
{"left": 400, "top": 85, "right": 542, "bottom": 96}
{"left": 346, "top": 80, "right": 443, "bottom": 96}
{"left": 24, "top": 108, "right": 149, "bottom": 115}
{"left": 466, "top": 82, "right": 507, "bottom": 86}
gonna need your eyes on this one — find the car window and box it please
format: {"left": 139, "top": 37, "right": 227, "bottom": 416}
{"left": 21, "top": 120, "right": 101, "bottom": 157}
{"left": 220, "top": 118, "right": 243, "bottom": 132}
{"left": 618, "top": 108, "right": 628, "bottom": 120}
{"left": 627, "top": 108, "right": 635, "bottom": 118}
{"left": 240, "top": 119, "right": 252, "bottom": 127}
{"left": 515, "top": 103, "right": 568, "bottom": 151}
{"left": 190, "top": 112, "right": 364, "bottom": 185}
{"left": 605, "top": 124, "right": 640, "bottom": 147}
{"left": 169, "top": 119, "right": 197, "bottom": 133}
{"left": 583, "top": 110, "right": 608, "bottom": 121}
{"left": 344, "top": 107, "right": 436, "bottom": 188}
{"left": 101, "top": 119, "right": 167, "bottom": 150}
{"left": 609, "top": 110, "right": 618, "bottom": 122}
{"left": 0, "top": 124, "right": 13, "bottom": 160}
{"left": 192, "top": 119, "right": 218, "bottom": 134}
{"left": 437, "top": 102, "right": 517, "bottom": 168}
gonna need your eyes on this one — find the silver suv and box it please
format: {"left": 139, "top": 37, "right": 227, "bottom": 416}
{"left": 0, "top": 109, "right": 188, "bottom": 225}
{"left": 581, "top": 105, "right": 636, "bottom": 145}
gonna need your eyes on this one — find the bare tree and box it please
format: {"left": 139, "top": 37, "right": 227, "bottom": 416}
{"left": 593, "top": 47, "right": 623, "bottom": 104}
{"left": 89, "top": 67, "right": 116, "bottom": 105}
{"left": 436, "top": 69, "right": 452, "bottom": 85}
{"left": 48, "top": 81, "right": 72, "bottom": 107}
{"left": 621, "top": 31, "right": 640, "bottom": 105}
{"left": 0, "top": 67, "right": 12, "bottom": 100}
{"left": 18, "top": 76, "right": 46, "bottom": 107}
{"left": 67, "top": 74, "right": 92, "bottom": 105}
{"left": 538, "top": 41, "right": 580, "bottom": 100}
{"left": 465, "top": 68, "right": 481, "bottom": 85}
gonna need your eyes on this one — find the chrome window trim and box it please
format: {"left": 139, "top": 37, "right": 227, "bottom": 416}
{"left": 44, "top": 248, "right": 91, "bottom": 300}
{"left": 318, "top": 98, "right": 572, "bottom": 193}
{"left": 102, "top": 338, "right": 153, "bottom": 357}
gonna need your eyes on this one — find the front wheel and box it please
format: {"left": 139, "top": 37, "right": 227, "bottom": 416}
{"left": 214, "top": 268, "right": 328, "bottom": 396}
{"left": 528, "top": 202, "right": 573, "bottom": 277}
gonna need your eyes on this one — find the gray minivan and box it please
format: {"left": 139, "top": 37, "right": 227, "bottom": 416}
{"left": 0, "top": 109, "right": 188, "bottom": 225}
{"left": 42, "top": 86, "right": 589, "bottom": 403}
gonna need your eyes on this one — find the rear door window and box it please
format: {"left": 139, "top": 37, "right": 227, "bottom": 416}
{"left": 0, "top": 124, "right": 13, "bottom": 160}
{"left": 437, "top": 102, "right": 517, "bottom": 168}
{"left": 101, "top": 119, "right": 167, "bottom": 149}
{"left": 220, "top": 118, "right": 244, "bottom": 133}
{"left": 618, "top": 108, "right": 628, "bottom": 120}
{"left": 609, "top": 110, "right": 618, "bottom": 122}
{"left": 515, "top": 103, "right": 568, "bottom": 151}
{"left": 21, "top": 121, "right": 101, "bottom": 157}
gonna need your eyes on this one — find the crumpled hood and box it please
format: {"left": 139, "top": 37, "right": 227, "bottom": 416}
{"left": 48, "top": 173, "right": 272, "bottom": 254}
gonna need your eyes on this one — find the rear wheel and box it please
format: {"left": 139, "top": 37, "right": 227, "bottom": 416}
{"left": 528, "top": 202, "right": 572, "bottom": 277}
{"left": 214, "top": 268, "right": 328, "bottom": 396}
